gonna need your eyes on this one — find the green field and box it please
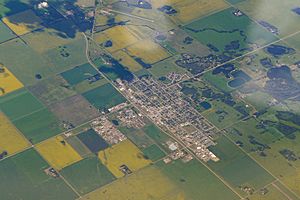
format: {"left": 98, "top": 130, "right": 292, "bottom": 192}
{"left": 61, "top": 63, "right": 99, "bottom": 86}
{"left": 0, "top": 149, "right": 78, "bottom": 200}
{"left": 0, "top": 89, "right": 44, "bottom": 120}
{"left": 61, "top": 156, "right": 115, "bottom": 195}
{"left": 157, "top": 159, "right": 240, "bottom": 200}
{"left": 82, "top": 83, "right": 126, "bottom": 111}
{"left": 13, "top": 108, "right": 63, "bottom": 144}
{"left": 208, "top": 136, "right": 275, "bottom": 196}
{"left": 142, "top": 144, "right": 166, "bottom": 162}
{"left": 0, "top": 20, "right": 15, "bottom": 43}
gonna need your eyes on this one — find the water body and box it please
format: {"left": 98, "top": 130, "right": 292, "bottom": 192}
{"left": 212, "top": 63, "right": 235, "bottom": 78}
{"left": 200, "top": 101, "right": 212, "bottom": 110}
{"left": 265, "top": 44, "right": 295, "bottom": 58}
{"left": 267, "top": 65, "right": 293, "bottom": 82}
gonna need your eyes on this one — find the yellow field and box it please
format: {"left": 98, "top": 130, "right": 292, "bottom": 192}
{"left": 94, "top": 26, "right": 140, "bottom": 53}
{"left": 126, "top": 39, "right": 170, "bottom": 64}
{"left": 0, "top": 113, "right": 30, "bottom": 155}
{"left": 150, "top": 0, "right": 183, "bottom": 8}
{"left": 98, "top": 139, "right": 151, "bottom": 178}
{"left": 36, "top": 136, "right": 82, "bottom": 170}
{"left": 82, "top": 166, "right": 184, "bottom": 200}
{"left": 172, "top": 0, "right": 229, "bottom": 24}
{"left": 0, "top": 65, "right": 23, "bottom": 96}
{"left": 112, "top": 50, "right": 143, "bottom": 72}
{"left": 2, "top": 10, "right": 42, "bottom": 35}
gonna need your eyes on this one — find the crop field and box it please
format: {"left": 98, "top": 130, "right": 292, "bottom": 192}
{"left": 0, "top": 89, "right": 44, "bottom": 120}
{"left": 81, "top": 165, "right": 183, "bottom": 200}
{"left": 28, "top": 75, "right": 76, "bottom": 106}
{"left": 82, "top": 83, "right": 126, "bottom": 111}
{"left": 0, "top": 20, "right": 15, "bottom": 43}
{"left": 208, "top": 136, "right": 275, "bottom": 196}
{"left": 171, "top": 0, "right": 229, "bottom": 24}
{"left": 2, "top": 9, "right": 42, "bottom": 35}
{"left": 94, "top": 26, "right": 141, "bottom": 53}
{"left": 49, "top": 94, "right": 100, "bottom": 126}
{"left": 36, "top": 136, "right": 83, "bottom": 170}
{"left": 98, "top": 139, "right": 151, "bottom": 178}
{"left": 61, "top": 156, "right": 115, "bottom": 195}
{"left": 0, "top": 113, "right": 30, "bottom": 155}
{"left": 0, "top": 149, "right": 78, "bottom": 200}
{"left": 184, "top": 7, "right": 277, "bottom": 54}
{"left": 0, "top": 65, "right": 23, "bottom": 96}
{"left": 236, "top": 0, "right": 300, "bottom": 37}
{"left": 77, "top": 129, "right": 109, "bottom": 153}
{"left": 112, "top": 50, "right": 143, "bottom": 72}
{"left": 13, "top": 108, "right": 63, "bottom": 144}
{"left": 65, "top": 136, "right": 92, "bottom": 158}
{"left": 157, "top": 159, "right": 240, "bottom": 200}
{"left": 126, "top": 39, "right": 171, "bottom": 64}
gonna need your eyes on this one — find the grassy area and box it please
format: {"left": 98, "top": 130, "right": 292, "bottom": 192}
{"left": 0, "top": 149, "right": 78, "bottom": 200}
{"left": 61, "top": 156, "right": 115, "bottom": 195}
